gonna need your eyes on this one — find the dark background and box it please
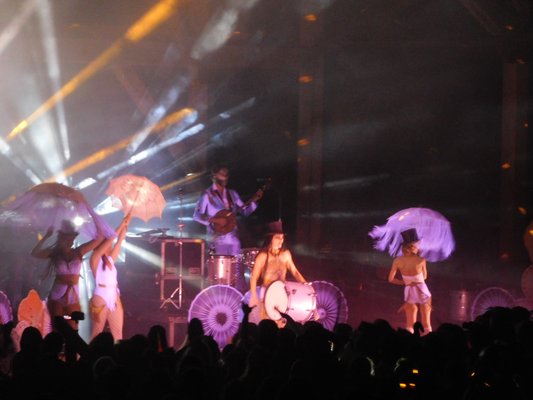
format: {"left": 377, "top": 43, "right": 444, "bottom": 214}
{"left": 0, "top": 0, "right": 531, "bottom": 343}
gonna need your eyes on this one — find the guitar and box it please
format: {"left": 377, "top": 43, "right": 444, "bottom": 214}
{"left": 211, "top": 182, "right": 270, "bottom": 235}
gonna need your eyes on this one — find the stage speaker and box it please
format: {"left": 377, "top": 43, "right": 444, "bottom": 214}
{"left": 124, "top": 236, "right": 205, "bottom": 274}
{"left": 122, "top": 236, "right": 205, "bottom": 311}
{"left": 160, "top": 238, "right": 205, "bottom": 276}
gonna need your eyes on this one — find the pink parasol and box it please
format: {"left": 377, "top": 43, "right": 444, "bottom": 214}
{"left": 368, "top": 207, "right": 456, "bottom": 262}
{"left": 1, "top": 182, "right": 116, "bottom": 239}
{"left": 105, "top": 174, "right": 166, "bottom": 222}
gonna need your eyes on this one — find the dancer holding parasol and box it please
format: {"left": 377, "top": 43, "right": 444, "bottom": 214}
{"left": 387, "top": 228, "right": 432, "bottom": 334}
{"left": 2, "top": 182, "right": 117, "bottom": 332}
{"left": 369, "top": 207, "right": 455, "bottom": 334}
{"left": 30, "top": 220, "right": 105, "bottom": 331}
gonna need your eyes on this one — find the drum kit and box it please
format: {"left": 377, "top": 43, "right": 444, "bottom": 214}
{"left": 205, "top": 248, "right": 261, "bottom": 286}
{"left": 189, "top": 247, "right": 349, "bottom": 349}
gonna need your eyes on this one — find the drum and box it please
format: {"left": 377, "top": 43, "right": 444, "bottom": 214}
{"left": 207, "top": 255, "right": 236, "bottom": 286}
{"left": 241, "top": 248, "right": 261, "bottom": 287}
{"left": 264, "top": 280, "right": 316, "bottom": 323}
{"left": 241, "top": 248, "right": 261, "bottom": 270}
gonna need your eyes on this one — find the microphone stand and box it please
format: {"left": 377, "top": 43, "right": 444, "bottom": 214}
{"left": 176, "top": 187, "right": 185, "bottom": 308}
{"left": 177, "top": 187, "right": 185, "bottom": 238}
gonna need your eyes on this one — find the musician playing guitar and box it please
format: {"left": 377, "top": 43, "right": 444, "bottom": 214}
{"left": 193, "top": 164, "right": 265, "bottom": 292}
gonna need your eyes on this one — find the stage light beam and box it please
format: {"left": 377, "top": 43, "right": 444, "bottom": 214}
{"left": 5, "top": 0, "right": 180, "bottom": 142}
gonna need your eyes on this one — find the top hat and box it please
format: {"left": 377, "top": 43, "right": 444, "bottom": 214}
{"left": 58, "top": 220, "right": 79, "bottom": 237}
{"left": 401, "top": 228, "right": 420, "bottom": 244}
{"left": 265, "top": 220, "right": 285, "bottom": 235}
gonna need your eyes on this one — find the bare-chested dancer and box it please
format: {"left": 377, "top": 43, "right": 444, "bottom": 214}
{"left": 248, "top": 221, "right": 307, "bottom": 326}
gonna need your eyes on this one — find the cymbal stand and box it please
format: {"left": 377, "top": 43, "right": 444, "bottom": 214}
{"left": 175, "top": 188, "right": 184, "bottom": 307}
{"left": 177, "top": 187, "right": 185, "bottom": 238}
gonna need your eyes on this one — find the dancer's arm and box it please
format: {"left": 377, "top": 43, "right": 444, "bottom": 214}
{"left": 31, "top": 227, "right": 55, "bottom": 259}
{"left": 286, "top": 250, "right": 307, "bottom": 284}
{"left": 249, "top": 252, "right": 266, "bottom": 307}
{"left": 388, "top": 259, "right": 404, "bottom": 285}
{"left": 109, "top": 214, "right": 130, "bottom": 261}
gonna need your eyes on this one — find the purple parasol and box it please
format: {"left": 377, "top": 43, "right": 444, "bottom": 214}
{"left": 369, "top": 207, "right": 455, "bottom": 262}
{"left": 1, "top": 182, "right": 116, "bottom": 240}
{"left": 188, "top": 285, "right": 244, "bottom": 349}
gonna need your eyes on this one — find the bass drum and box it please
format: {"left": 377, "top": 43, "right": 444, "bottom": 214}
{"left": 264, "top": 280, "right": 316, "bottom": 323}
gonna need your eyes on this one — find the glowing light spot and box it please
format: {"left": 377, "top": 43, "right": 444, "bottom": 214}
{"left": 73, "top": 216, "right": 85, "bottom": 227}
{"left": 500, "top": 253, "right": 510, "bottom": 260}
{"left": 299, "top": 75, "right": 313, "bottom": 83}
{"left": 524, "top": 123, "right": 529, "bottom": 128}
{"left": 517, "top": 206, "right": 527, "bottom": 215}
{"left": 399, "top": 383, "right": 407, "bottom": 389}
{"left": 412, "top": 369, "right": 419, "bottom": 374}
{"left": 304, "top": 14, "right": 317, "bottom": 22}
{"left": 528, "top": 229, "right": 533, "bottom": 236}
{"left": 298, "top": 138, "right": 310, "bottom": 147}
{"left": 398, "top": 211, "right": 410, "bottom": 221}
{"left": 501, "top": 162, "right": 511, "bottom": 169}
{"left": 409, "top": 383, "right": 416, "bottom": 388}
{"left": 505, "top": 25, "right": 513, "bottom": 31}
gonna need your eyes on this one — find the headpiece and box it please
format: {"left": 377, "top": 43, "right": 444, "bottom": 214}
{"left": 265, "top": 220, "right": 285, "bottom": 236}
{"left": 58, "top": 220, "right": 79, "bottom": 237}
{"left": 401, "top": 228, "right": 420, "bottom": 244}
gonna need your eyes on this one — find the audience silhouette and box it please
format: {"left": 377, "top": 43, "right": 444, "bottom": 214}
{"left": 0, "top": 304, "right": 532, "bottom": 399}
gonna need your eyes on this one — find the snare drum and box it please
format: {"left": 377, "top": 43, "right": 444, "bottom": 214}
{"left": 264, "top": 280, "right": 316, "bottom": 323}
{"left": 207, "top": 255, "right": 236, "bottom": 286}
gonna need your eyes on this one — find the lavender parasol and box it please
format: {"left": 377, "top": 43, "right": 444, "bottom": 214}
{"left": 1, "top": 182, "right": 116, "bottom": 240}
{"left": 369, "top": 207, "right": 455, "bottom": 262}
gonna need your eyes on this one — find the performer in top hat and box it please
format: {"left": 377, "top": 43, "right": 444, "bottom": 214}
{"left": 31, "top": 220, "right": 105, "bottom": 331}
{"left": 388, "top": 228, "right": 432, "bottom": 334}
{"left": 248, "top": 220, "right": 308, "bottom": 327}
